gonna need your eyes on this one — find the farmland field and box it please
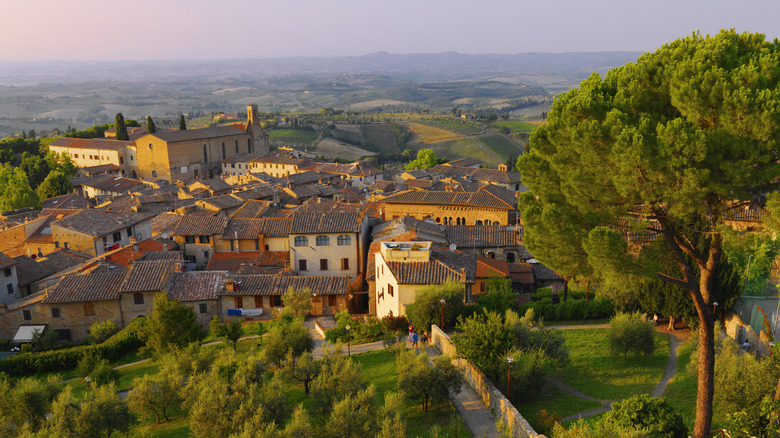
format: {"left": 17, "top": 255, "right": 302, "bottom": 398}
{"left": 492, "top": 120, "right": 536, "bottom": 132}
{"left": 268, "top": 128, "right": 319, "bottom": 147}
{"left": 477, "top": 134, "right": 525, "bottom": 160}
{"left": 314, "top": 138, "right": 376, "bottom": 160}
{"left": 426, "top": 137, "right": 501, "bottom": 167}
{"left": 407, "top": 123, "right": 463, "bottom": 143}
{"left": 412, "top": 118, "right": 484, "bottom": 136}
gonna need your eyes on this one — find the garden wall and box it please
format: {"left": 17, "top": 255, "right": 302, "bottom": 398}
{"left": 430, "top": 324, "right": 544, "bottom": 438}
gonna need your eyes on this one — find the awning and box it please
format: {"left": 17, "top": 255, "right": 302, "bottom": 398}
{"left": 12, "top": 325, "right": 46, "bottom": 343}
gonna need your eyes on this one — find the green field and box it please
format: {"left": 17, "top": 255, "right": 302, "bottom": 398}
{"left": 426, "top": 137, "right": 501, "bottom": 167}
{"left": 268, "top": 128, "right": 319, "bottom": 147}
{"left": 476, "top": 134, "right": 524, "bottom": 161}
{"left": 492, "top": 120, "right": 536, "bottom": 132}
{"left": 412, "top": 118, "right": 484, "bottom": 136}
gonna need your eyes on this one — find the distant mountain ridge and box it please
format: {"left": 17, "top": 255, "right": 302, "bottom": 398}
{"left": 0, "top": 51, "right": 642, "bottom": 88}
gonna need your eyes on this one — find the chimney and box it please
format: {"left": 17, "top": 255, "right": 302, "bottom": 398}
{"left": 460, "top": 267, "right": 467, "bottom": 283}
{"left": 226, "top": 279, "right": 239, "bottom": 292}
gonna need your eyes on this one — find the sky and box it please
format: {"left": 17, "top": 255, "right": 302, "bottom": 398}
{"left": 1, "top": 0, "right": 779, "bottom": 61}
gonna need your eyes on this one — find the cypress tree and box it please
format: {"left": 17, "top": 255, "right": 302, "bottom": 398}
{"left": 146, "top": 116, "right": 156, "bottom": 134}
{"left": 115, "top": 113, "right": 129, "bottom": 141}
{"left": 179, "top": 115, "right": 187, "bottom": 131}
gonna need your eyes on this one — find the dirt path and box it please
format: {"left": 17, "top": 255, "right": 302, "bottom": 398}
{"left": 652, "top": 333, "right": 680, "bottom": 398}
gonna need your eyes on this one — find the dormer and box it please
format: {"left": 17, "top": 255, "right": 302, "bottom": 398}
{"left": 380, "top": 241, "right": 432, "bottom": 262}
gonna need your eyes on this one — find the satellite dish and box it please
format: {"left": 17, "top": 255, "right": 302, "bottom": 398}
{"left": 449, "top": 243, "right": 456, "bottom": 251}
{"left": 162, "top": 233, "right": 168, "bottom": 239}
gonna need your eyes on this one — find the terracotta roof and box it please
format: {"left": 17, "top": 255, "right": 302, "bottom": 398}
{"left": 223, "top": 274, "right": 349, "bottom": 296}
{"left": 151, "top": 212, "right": 183, "bottom": 236}
{"left": 231, "top": 199, "right": 274, "bottom": 218}
{"left": 231, "top": 188, "right": 277, "bottom": 202}
{"left": 251, "top": 152, "right": 309, "bottom": 166}
{"left": 191, "top": 178, "right": 232, "bottom": 193}
{"left": 120, "top": 260, "right": 177, "bottom": 292}
{"left": 49, "top": 137, "right": 133, "bottom": 150}
{"left": 290, "top": 212, "right": 361, "bottom": 234}
{"left": 81, "top": 163, "right": 120, "bottom": 174}
{"left": 206, "top": 251, "right": 289, "bottom": 272}
{"left": 381, "top": 188, "right": 513, "bottom": 209}
{"left": 0, "top": 252, "right": 18, "bottom": 270}
{"left": 530, "top": 262, "right": 563, "bottom": 282}
{"left": 445, "top": 225, "right": 520, "bottom": 248}
{"left": 143, "top": 125, "right": 245, "bottom": 143}
{"left": 51, "top": 210, "right": 155, "bottom": 237}
{"left": 168, "top": 271, "right": 226, "bottom": 301}
{"left": 81, "top": 176, "right": 145, "bottom": 193}
{"left": 140, "top": 251, "right": 184, "bottom": 261}
{"left": 470, "top": 168, "right": 522, "bottom": 184}
{"left": 223, "top": 153, "right": 264, "bottom": 163}
{"left": 43, "top": 270, "right": 126, "bottom": 303}
{"left": 508, "top": 263, "right": 535, "bottom": 285}
{"left": 221, "top": 217, "right": 292, "bottom": 239}
{"left": 445, "top": 158, "right": 481, "bottom": 167}
{"left": 476, "top": 256, "right": 510, "bottom": 278}
{"left": 13, "top": 250, "right": 90, "bottom": 286}
{"left": 198, "top": 194, "right": 244, "bottom": 210}
{"left": 386, "top": 260, "right": 465, "bottom": 284}
{"left": 42, "top": 193, "right": 94, "bottom": 210}
{"left": 173, "top": 215, "right": 228, "bottom": 236}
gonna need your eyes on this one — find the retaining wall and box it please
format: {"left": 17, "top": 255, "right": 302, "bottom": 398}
{"left": 430, "top": 324, "right": 544, "bottom": 438}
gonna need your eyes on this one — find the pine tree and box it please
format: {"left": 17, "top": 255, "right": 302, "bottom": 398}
{"left": 179, "top": 115, "right": 187, "bottom": 131}
{"left": 146, "top": 116, "right": 156, "bottom": 134}
{"left": 115, "top": 113, "right": 128, "bottom": 141}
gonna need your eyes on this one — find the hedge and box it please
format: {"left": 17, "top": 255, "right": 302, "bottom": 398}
{"left": 517, "top": 298, "right": 614, "bottom": 322}
{"left": 0, "top": 318, "right": 146, "bottom": 376}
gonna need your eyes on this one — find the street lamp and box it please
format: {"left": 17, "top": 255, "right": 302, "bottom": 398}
{"left": 506, "top": 356, "right": 513, "bottom": 399}
{"left": 440, "top": 298, "right": 445, "bottom": 329}
{"left": 345, "top": 324, "right": 351, "bottom": 356}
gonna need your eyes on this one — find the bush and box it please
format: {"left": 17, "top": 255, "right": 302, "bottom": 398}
{"left": 516, "top": 298, "right": 614, "bottom": 322}
{"left": 0, "top": 317, "right": 145, "bottom": 376}
{"left": 498, "top": 348, "right": 547, "bottom": 400}
{"left": 607, "top": 312, "right": 655, "bottom": 360}
{"left": 602, "top": 394, "right": 686, "bottom": 438}
{"left": 405, "top": 281, "right": 466, "bottom": 331}
{"left": 88, "top": 320, "right": 119, "bottom": 344}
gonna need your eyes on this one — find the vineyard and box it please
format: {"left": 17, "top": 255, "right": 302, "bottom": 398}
{"left": 476, "top": 134, "right": 525, "bottom": 161}
{"left": 410, "top": 117, "right": 484, "bottom": 135}
{"left": 268, "top": 129, "right": 319, "bottom": 147}
{"left": 407, "top": 123, "right": 462, "bottom": 143}
{"left": 426, "top": 137, "right": 501, "bottom": 167}
{"left": 492, "top": 120, "right": 537, "bottom": 133}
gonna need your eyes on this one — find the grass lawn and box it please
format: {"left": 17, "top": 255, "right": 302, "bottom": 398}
{"left": 550, "top": 329, "right": 670, "bottom": 401}
{"left": 513, "top": 382, "right": 602, "bottom": 429}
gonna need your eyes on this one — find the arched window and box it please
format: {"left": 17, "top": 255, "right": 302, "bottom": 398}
{"left": 203, "top": 144, "right": 208, "bottom": 163}
{"left": 131, "top": 170, "right": 137, "bottom": 178}
{"left": 337, "top": 235, "right": 351, "bottom": 245}
{"left": 133, "top": 293, "right": 144, "bottom": 305}
{"left": 83, "top": 302, "right": 95, "bottom": 316}
{"left": 456, "top": 218, "right": 461, "bottom": 225}
{"left": 294, "top": 236, "right": 308, "bottom": 247}
{"left": 316, "top": 235, "right": 330, "bottom": 246}
{"left": 475, "top": 220, "right": 483, "bottom": 225}
{"left": 248, "top": 138, "right": 252, "bottom": 153}
{"left": 221, "top": 142, "right": 226, "bottom": 159}
{"left": 152, "top": 170, "right": 157, "bottom": 178}
{"left": 235, "top": 140, "right": 239, "bottom": 154}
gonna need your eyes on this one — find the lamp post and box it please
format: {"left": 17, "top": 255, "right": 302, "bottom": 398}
{"left": 345, "top": 324, "right": 351, "bottom": 356}
{"left": 506, "top": 356, "right": 513, "bottom": 399}
{"left": 440, "top": 298, "right": 445, "bottom": 329}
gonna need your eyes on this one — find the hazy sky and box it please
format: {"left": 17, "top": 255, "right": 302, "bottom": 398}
{"left": 2, "top": 0, "right": 778, "bottom": 61}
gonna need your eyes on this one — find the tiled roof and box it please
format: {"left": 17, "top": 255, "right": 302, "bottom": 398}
{"left": 470, "top": 168, "right": 522, "bottom": 184}
{"left": 51, "top": 210, "right": 155, "bottom": 237}
{"left": 43, "top": 271, "right": 126, "bottom": 303}
{"left": 120, "top": 260, "right": 177, "bottom": 292}
{"left": 173, "top": 215, "right": 227, "bottom": 236}
{"left": 231, "top": 188, "right": 277, "bottom": 202}
{"left": 42, "top": 193, "right": 94, "bottom": 210}
{"left": 168, "top": 271, "right": 226, "bottom": 301}
{"left": 380, "top": 188, "right": 513, "bottom": 209}
{"left": 198, "top": 194, "right": 244, "bottom": 210}
{"left": 222, "top": 153, "right": 264, "bottom": 163}
{"left": 221, "top": 217, "right": 292, "bottom": 239}
{"left": 386, "top": 260, "right": 465, "bottom": 284}
{"left": 530, "top": 262, "right": 563, "bottom": 282}
{"left": 81, "top": 164, "right": 120, "bottom": 174}
{"left": 476, "top": 256, "right": 510, "bottom": 278}
{"left": 0, "top": 252, "right": 18, "bottom": 270}
{"left": 83, "top": 176, "right": 145, "bottom": 193}
{"left": 445, "top": 225, "right": 520, "bottom": 248}
{"left": 49, "top": 137, "right": 134, "bottom": 150}
{"left": 191, "top": 178, "right": 232, "bottom": 193}
{"left": 445, "top": 158, "right": 481, "bottom": 167}
{"left": 12, "top": 250, "right": 89, "bottom": 286}
{"left": 144, "top": 125, "right": 245, "bottom": 143}
{"left": 251, "top": 152, "right": 309, "bottom": 166}
{"left": 230, "top": 199, "right": 274, "bottom": 218}
{"left": 290, "top": 212, "right": 361, "bottom": 234}
{"left": 140, "top": 251, "right": 184, "bottom": 261}
{"left": 480, "top": 184, "right": 519, "bottom": 207}
{"left": 508, "top": 263, "right": 535, "bottom": 285}
{"left": 151, "top": 212, "right": 183, "bottom": 236}
{"left": 223, "top": 274, "right": 349, "bottom": 296}
{"left": 206, "top": 251, "right": 289, "bottom": 272}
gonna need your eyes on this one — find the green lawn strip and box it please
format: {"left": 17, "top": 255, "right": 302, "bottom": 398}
{"left": 130, "top": 416, "right": 190, "bottom": 438}
{"left": 550, "top": 329, "right": 669, "bottom": 400}
{"left": 662, "top": 338, "right": 725, "bottom": 431}
{"left": 513, "top": 382, "right": 602, "bottom": 429}
{"left": 544, "top": 318, "right": 610, "bottom": 327}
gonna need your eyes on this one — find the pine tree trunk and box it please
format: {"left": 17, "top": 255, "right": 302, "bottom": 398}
{"left": 692, "top": 266, "right": 716, "bottom": 438}
{"left": 668, "top": 315, "right": 675, "bottom": 331}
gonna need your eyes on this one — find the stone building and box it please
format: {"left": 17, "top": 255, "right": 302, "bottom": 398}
{"left": 379, "top": 188, "right": 514, "bottom": 226}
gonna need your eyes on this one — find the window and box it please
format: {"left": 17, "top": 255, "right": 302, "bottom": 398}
{"left": 328, "top": 295, "right": 336, "bottom": 307}
{"left": 127, "top": 227, "right": 133, "bottom": 237}
{"left": 229, "top": 240, "right": 235, "bottom": 251}
{"left": 248, "top": 138, "right": 252, "bottom": 153}
{"left": 235, "top": 140, "right": 239, "bottom": 154}
{"left": 341, "top": 258, "right": 349, "bottom": 270}
{"left": 7, "top": 284, "right": 13, "bottom": 294}
{"left": 83, "top": 302, "right": 95, "bottom": 316}
{"left": 298, "top": 259, "right": 307, "bottom": 271}
{"left": 113, "top": 231, "right": 121, "bottom": 242}
{"left": 203, "top": 145, "right": 208, "bottom": 162}
{"left": 185, "top": 236, "right": 195, "bottom": 244}
{"left": 199, "top": 303, "right": 208, "bottom": 314}
{"left": 120, "top": 157, "right": 124, "bottom": 164}
{"left": 270, "top": 295, "right": 282, "bottom": 307}
{"left": 3, "top": 268, "right": 10, "bottom": 277}
{"left": 316, "top": 235, "right": 330, "bottom": 246}
{"left": 254, "top": 296, "right": 263, "bottom": 307}
{"left": 255, "top": 239, "right": 260, "bottom": 250}
{"left": 186, "top": 255, "right": 196, "bottom": 263}
{"left": 23, "top": 310, "right": 31, "bottom": 321}
{"left": 337, "top": 235, "right": 351, "bottom": 245}
{"left": 51, "top": 308, "right": 60, "bottom": 318}
{"left": 152, "top": 170, "right": 157, "bottom": 178}
{"left": 388, "top": 284, "right": 394, "bottom": 297}
{"left": 133, "top": 293, "right": 144, "bottom": 305}
{"left": 264, "top": 244, "right": 269, "bottom": 251}
{"left": 234, "top": 296, "right": 243, "bottom": 308}
{"left": 222, "top": 142, "right": 226, "bottom": 159}
{"left": 148, "top": 143, "right": 153, "bottom": 150}
{"left": 231, "top": 163, "right": 235, "bottom": 168}
{"left": 294, "top": 236, "right": 308, "bottom": 247}
{"left": 199, "top": 236, "right": 210, "bottom": 244}
{"left": 480, "top": 282, "right": 485, "bottom": 292}
{"left": 130, "top": 155, "right": 134, "bottom": 161}
{"left": 102, "top": 236, "right": 108, "bottom": 246}
{"left": 320, "top": 259, "right": 328, "bottom": 271}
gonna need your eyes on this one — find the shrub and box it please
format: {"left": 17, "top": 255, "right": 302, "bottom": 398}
{"left": 498, "top": 348, "right": 547, "bottom": 400}
{"left": 88, "top": 320, "right": 119, "bottom": 344}
{"left": 515, "top": 298, "right": 614, "bottom": 323}
{"left": 607, "top": 312, "right": 655, "bottom": 359}
{"left": 535, "top": 409, "right": 561, "bottom": 436}
{"left": 405, "top": 281, "right": 466, "bottom": 331}
{"left": 602, "top": 394, "right": 686, "bottom": 438}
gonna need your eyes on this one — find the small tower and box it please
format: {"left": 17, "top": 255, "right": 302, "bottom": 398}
{"left": 498, "top": 163, "right": 508, "bottom": 172}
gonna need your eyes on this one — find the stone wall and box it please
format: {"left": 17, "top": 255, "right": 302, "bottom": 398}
{"left": 430, "top": 324, "right": 544, "bottom": 438}
{"left": 723, "top": 312, "right": 771, "bottom": 357}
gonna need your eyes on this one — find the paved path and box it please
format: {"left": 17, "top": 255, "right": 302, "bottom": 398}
{"left": 427, "top": 346, "right": 500, "bottom": 438}
{"left": 652, "top": 333, "right": 680, "bottom": 398}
